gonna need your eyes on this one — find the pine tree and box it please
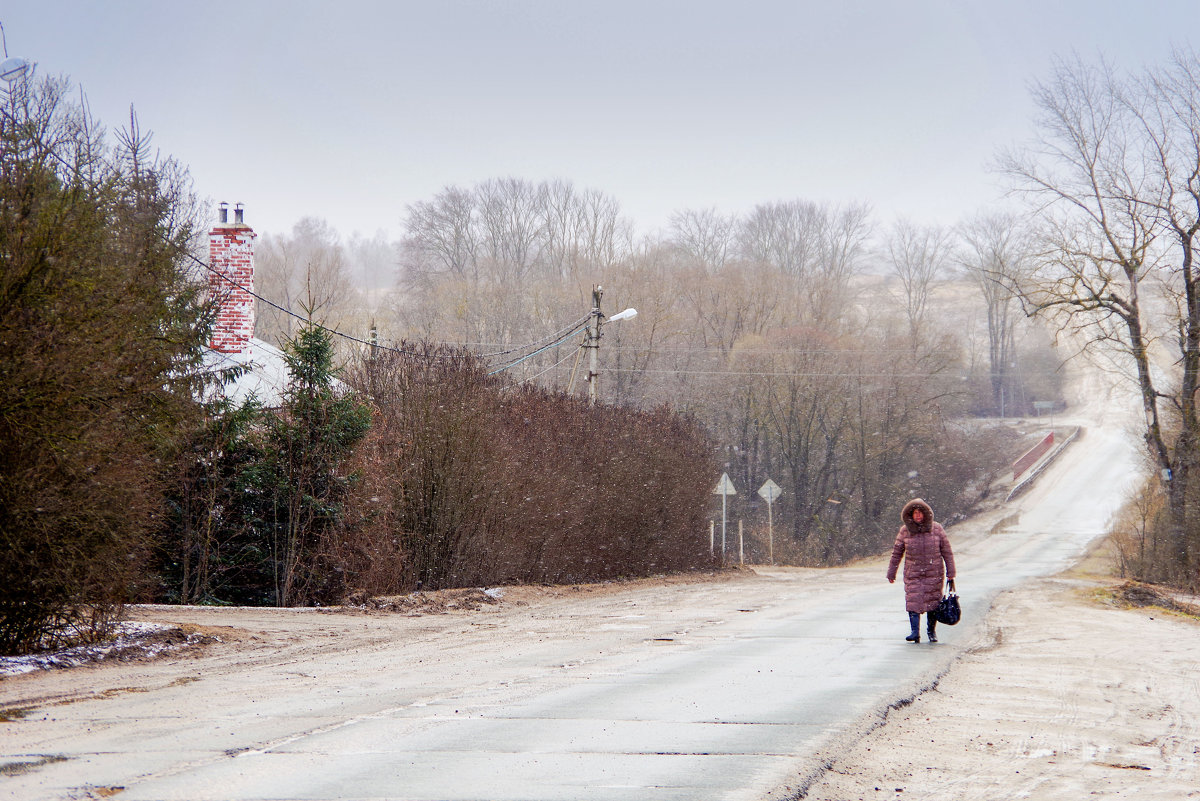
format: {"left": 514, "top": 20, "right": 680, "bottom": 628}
{"left": 0, "top": 77, "right": 208, "bottom": 653}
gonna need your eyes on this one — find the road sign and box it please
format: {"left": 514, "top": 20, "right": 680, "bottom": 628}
{"left": 757, "top": 478, "right": 782, "bottom": 565}
{"left": 757, "top": 478, "right": 781, "bottom": 503}
{"left": 713, "top": 473, "right": 737, "bottom": 495}
{"left": 712, "top": 473, "right": 736, "bottom": 562}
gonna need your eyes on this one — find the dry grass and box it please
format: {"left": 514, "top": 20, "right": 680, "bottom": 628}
{"left": 1090, "top": 580, "right": 1200, "bottom": 621}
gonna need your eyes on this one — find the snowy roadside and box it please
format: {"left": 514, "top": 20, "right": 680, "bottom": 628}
{"left": 0, "top": 587, "right": 521, "bottom": 678}
{"left": 799, "top": 575, "right": 1200, "bottom": 801}
{"left": 0, "top": 623, "right": 220, "bottom": 677}
{"left": 0, "top": 573, "right": 739, "bottom": 688}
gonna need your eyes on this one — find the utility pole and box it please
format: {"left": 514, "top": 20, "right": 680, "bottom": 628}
{"left": 585, "top": 285, "right": 603, "bottom": 406}
{"left": 569, "top": 285, "right": 634, "bottom": 405}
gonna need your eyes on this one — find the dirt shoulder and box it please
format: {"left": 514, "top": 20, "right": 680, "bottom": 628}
{"left": 800, "top": 574, "right": 1200, "bottom": 801}
{"left": 0, "top": 569, "right": 754, "bottom": 712}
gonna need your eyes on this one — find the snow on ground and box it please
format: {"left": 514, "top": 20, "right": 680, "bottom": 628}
{"left": 0, "top": 622, "right": 219, "bottom": 677}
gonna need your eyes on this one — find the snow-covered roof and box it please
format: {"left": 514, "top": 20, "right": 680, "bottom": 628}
{"left": 201, "top": 338, "right": 292, "bottom": 408}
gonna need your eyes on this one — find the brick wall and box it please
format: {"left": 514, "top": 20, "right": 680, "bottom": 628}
{"left": 208, "top": 219, "right": 257, "bottom": 353}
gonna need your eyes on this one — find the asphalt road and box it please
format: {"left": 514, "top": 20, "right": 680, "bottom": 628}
{"left": 2, "top": 399, "right": 1139, "bottom": 801}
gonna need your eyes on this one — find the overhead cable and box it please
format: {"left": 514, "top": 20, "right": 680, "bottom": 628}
{"left": 504, "top": 344, "right": 583, "bottom": 389}
{"left": 487, "top": 323, "right": 589, "bottom": 375}
{"left": 190, "top": 252, "right": 590, "bottom": 362}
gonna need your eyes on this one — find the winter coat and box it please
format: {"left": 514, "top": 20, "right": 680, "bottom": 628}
{"left": 886, "top": 498, "right": 956, "bottom": 613}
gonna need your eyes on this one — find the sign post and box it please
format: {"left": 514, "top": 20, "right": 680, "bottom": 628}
{"left": 712, "top": 472, "right": 737, "bottom": 561}
{"left": 738, "top": 519, "right": 744, "bottom": 565}
{"left": 1033, "top": 400, "right": 1056, "bottom": 435}
{"left": 757, "top": 478, "right": 782, "bottom": 565}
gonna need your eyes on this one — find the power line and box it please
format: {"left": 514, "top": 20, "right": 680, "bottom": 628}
{"left": 505, "top": 343, "right": 584, "bottom": 388}
{"left": 608, "top": 368, "right": 972, "bottom": 378}
{"left": 190, "top": 252, "right": 590, "bottom": 363}
{"left": 473, "top": 313, "right": 592, "bottom": 359}
{"left": 487, "top": 323, "right": 590, "bottom": 375}
{"left": 189, "top": 253, "right": 451, "bottom": 360}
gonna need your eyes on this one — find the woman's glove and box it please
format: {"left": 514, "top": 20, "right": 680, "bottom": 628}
{"left": 947, "top": 579, "right": 956, "bottom": 592}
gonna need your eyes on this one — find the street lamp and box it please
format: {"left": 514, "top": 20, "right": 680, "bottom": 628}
{"left": 0, "top": 57, "right": 28, "bottom": 83}
{"left": 1, "top": 22, "right": 33, "bottom": 88}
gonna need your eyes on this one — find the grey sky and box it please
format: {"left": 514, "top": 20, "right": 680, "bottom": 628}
{"left": 3, "top": 2, "right": 1193, "bottom": 240}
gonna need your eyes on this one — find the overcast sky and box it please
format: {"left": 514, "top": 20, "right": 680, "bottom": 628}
{"left": 4, "top": 2, "right": 1195, "bottom": 241}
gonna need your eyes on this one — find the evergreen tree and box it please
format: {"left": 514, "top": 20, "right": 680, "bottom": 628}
{"left": 267, "top": 323, "right": 372, "bottom": 605}
{"left": 0, "top": 77, "right": 208, "bottom": 653}
{"left": 159, "top": 323, "right": 371, "bottom": 607}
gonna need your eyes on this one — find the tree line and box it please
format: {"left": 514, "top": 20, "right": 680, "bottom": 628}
{"left": 358, "top": 189, "right": 1062, "bottom": 565}
{"left": 0, "top": 76, "right": 715, "bottom": 655}
{"left": 256, "top": 177, "right": 1066, "bottom": 567}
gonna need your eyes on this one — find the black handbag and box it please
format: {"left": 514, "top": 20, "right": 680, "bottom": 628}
{"left": 935, "top": 591, "right": 961, "bottom": 626}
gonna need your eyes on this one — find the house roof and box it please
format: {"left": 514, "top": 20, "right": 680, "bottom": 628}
{"left": 201, "top": 338, "right": 292, "bottom": 408}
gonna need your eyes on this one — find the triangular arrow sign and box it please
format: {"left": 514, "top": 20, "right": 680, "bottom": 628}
{"left": 712, "top": 472, "right": 737, "bottom": 495}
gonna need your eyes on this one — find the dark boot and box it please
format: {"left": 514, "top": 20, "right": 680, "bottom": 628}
{"left": 927, "top": 614, "right": 938, "bottom": 643}
{"left": 905, "top": 612, "right": 920, "bottom": 643}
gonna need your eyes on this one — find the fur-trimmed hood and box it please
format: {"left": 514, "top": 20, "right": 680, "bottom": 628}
{"left": 901, "top": 498, "right": 934, "bottom": 535}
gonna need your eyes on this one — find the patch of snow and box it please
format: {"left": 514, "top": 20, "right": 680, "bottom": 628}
{"left": 201, "top": 338, "right": 291, "bottom": 407}
{"left": 0, "top": 621, "right": 218, "bottom": 676}
{"left": 202, "top": 337, "right": 348, "bottom": 408}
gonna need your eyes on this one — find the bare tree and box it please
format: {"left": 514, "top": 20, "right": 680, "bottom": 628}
{"left": 256, "top": 218, "right": 353, "bottom": 346}
{"left": 577, "top": 187, "right": 634, "bottom": 270}
{"left": 401, "top": 186, "right": 479, "bottom": 281}
{"left": 677, "top": 264, "right": 789, "bottom": 356}
{"left": 887, "top": 218, "right": 951, "bottom": 340}
{"left": 738, "top": 200, "right": 823, "bottom": 275}
{"left": 957, "top": 213, "right": 1030, "bottom": 415}
{"left": 476, "top": 177, "right": 544, "bottom": 283}
{"left": 818, "top": 201, "right": 874, "bottom": 288}
{"left": 400, "top": 177, "right": 630, "bottom": 299}
{"left": 668, "top": 207, "right": 737, "bottom": 272}
{"left": 736, "top": 200, "right": 872, "bottom": 321}
{"left": 541, "top": 180, "right": 631, "bottom": 279}
{"left": 1000, "top": 51, "right": 1200, "bottom": 585}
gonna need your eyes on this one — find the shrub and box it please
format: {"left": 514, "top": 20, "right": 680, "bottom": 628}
{"left": 346, "top": 344, "right": 718, "bottom": 593}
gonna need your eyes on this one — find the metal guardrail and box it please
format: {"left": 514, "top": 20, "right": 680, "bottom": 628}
{"left": 1013, "top": 431, "right": 1055, "bottom": 481}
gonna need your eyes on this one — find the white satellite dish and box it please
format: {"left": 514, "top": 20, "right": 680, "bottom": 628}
{"left": 1, "top": 57, "right": 29, "bottom": 83}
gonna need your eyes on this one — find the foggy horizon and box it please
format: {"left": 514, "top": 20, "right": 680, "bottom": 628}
{"left": 5, "top": 2, "right": 1196, "bottom": 242}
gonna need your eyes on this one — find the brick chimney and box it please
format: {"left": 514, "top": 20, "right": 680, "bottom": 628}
{"left": 208, "top": 202, "right": 257, "bottom": 353}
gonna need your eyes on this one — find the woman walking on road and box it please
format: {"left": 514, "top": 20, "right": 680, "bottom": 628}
{"left": 887, "top": 498, "right": 955, "bottom": 643}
